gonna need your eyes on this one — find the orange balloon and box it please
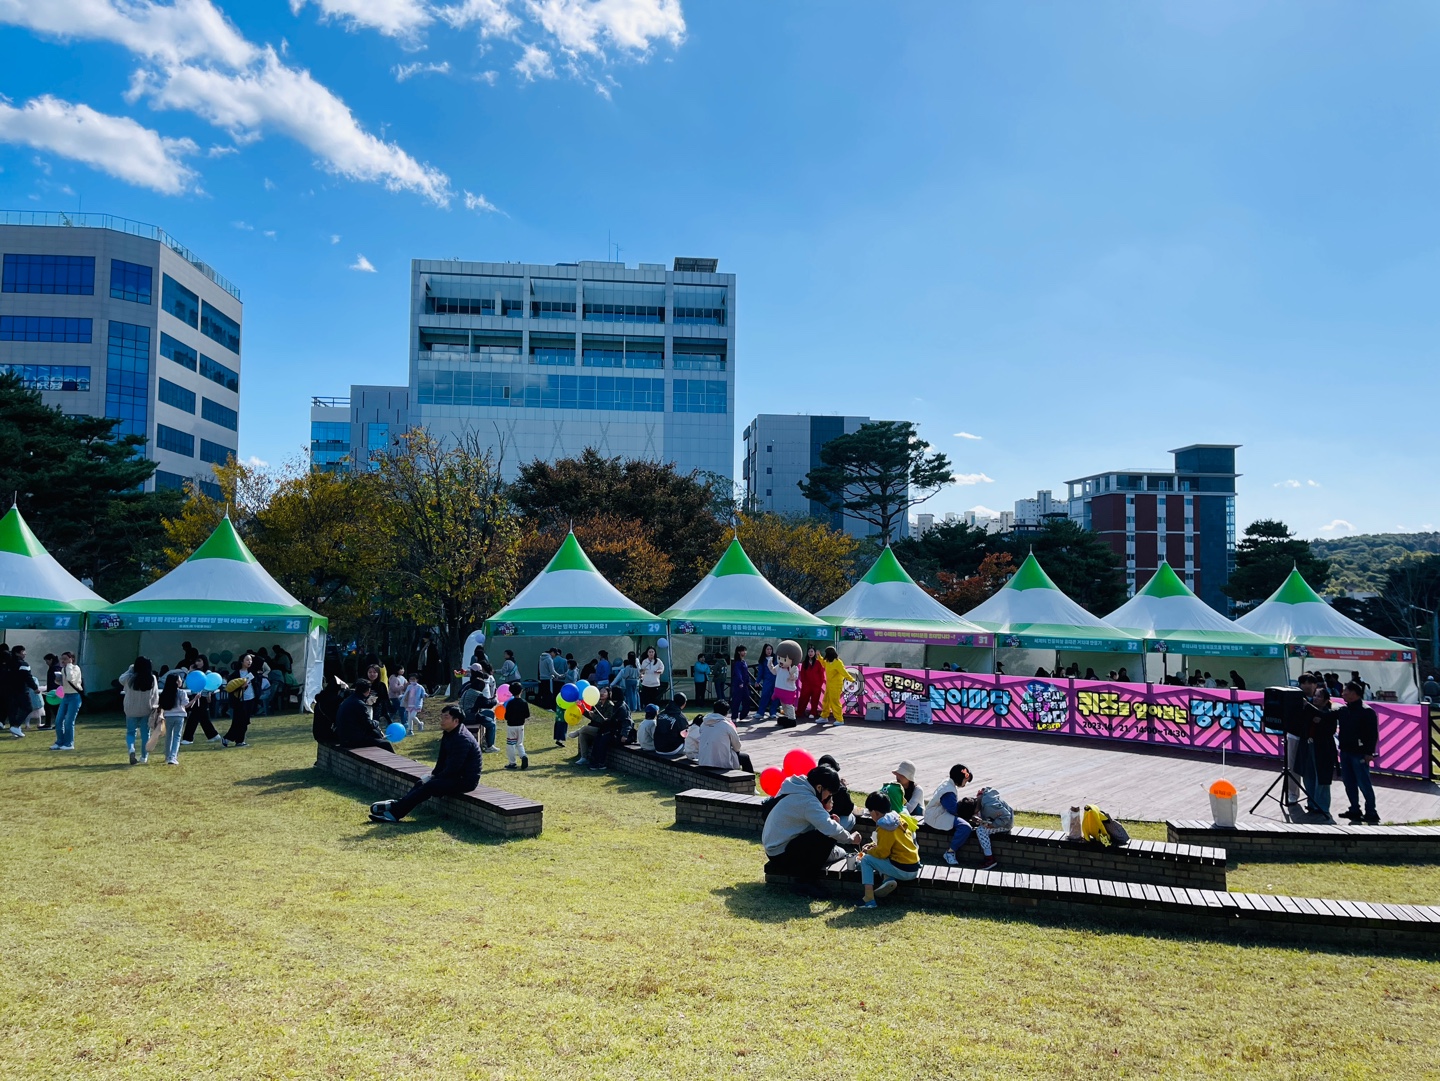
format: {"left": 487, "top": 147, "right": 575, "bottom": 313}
{"left": 1209, "top": 779, "right": 1237, "bottom": 798}
{"left": 494, "top": 703, "right": 506, "bottom": 722}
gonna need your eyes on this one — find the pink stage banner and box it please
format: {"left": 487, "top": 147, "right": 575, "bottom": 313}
{"left": 846, "top": 669, "right": 1431, "bottom": 779}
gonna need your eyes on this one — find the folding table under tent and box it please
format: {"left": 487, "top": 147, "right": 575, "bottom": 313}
{"left": 1104, "top": 561, "right": 1287, "bottom": 687}
{"left": 816, "top": 546, "right": 994, "bottom": 671}
{"left": 87, "top": 517, "right": 328, "bottom": 710}
{"left": 961, "top": 552, "right": 1143, "bottom": 678}
{"left": 0, "top": 506, "right": 107, "bottom": 660}
{"left": 1235, "top": 569, "right": 1419, "bottom": 702}
{"left": 483, "top": 532, "right": 667, "bottom": 687}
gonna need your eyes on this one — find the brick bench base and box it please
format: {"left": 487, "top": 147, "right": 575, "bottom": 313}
{"left": 608, "top": 744, "right": 756, "bottom": 794}
{"left": 316, "top": 743, "right": 543, "bottom": 838}
{"left": 1167, "top": 820, "right": 1440, "bottom": 864}
{"left": 765, "top": 862, "right": 1440, "bottom": 955}
{"left": 676, "top": 789, "right": 1226, "bottom": 890}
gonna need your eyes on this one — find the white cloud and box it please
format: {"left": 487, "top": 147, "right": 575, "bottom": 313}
{"left": 330, "top": 233, "right": 341, "bottom": 244}
{"left": 1274, "top": 479, "right": 1301, "bottom": 489}
{"left": 263, "top": 176, "right": 275, "bottom": 189}
{"left": 263, "top": 229, "right": 275, "bottom": 237}
{"left": 463, "top": 189, "right": 501, "bottom": 213}
{"left": 474, "top": 69, "right": 499, "bottom": 85}
{"left": 952, "top": 472, "right": 994, "bottom": 486}
{"left": 1307, "top": 479, "right": 1321, "bottom": 488}
{"left": 526, "top": 0, "right": 685, "bottom": 56}
{"left": 438, "top": 0, "right": 521, "bottom": 36}
{"left": 0, "top": 0, "right": 257, "bottom": 68}
{"left": 953, "top": 431, "right": 982, "bottom": 440}
{"left": 1318, "top": 519, "right": 1354, "bottom": 534}
{"left": 350, "top": 253, "right": 376, "bottom": 272}
{"left": 514, "top": 42, "right": 554, "bottom": 79}
{"left": 232, "top": 219, "right": 254, "bottom": 230}
{"left": 394, "top": 60, "right": 451, "bottom": 81}
{"left": 967, "top": 505, "right": 1001, "bottom": 519}
{"left": 0, "top": 95, "right": 199, "bottom": 194}
{"left": 206, "top": 142, "right": 238, "bottom": 157}
{"left": 244, "top": 454, "right": 269, "bottom": 469}
{"left": 291, "top": 0, "right": 433, "bottom": 39}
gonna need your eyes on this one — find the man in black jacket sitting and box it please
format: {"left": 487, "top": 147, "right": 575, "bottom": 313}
{"left": 1336, "top": 682, "right": 1380, "bottom": 824}
{"left": 370, "top": 705, "right": 481, "bottom": 823}
{"left": 652, "top": 692, "right": 688, "bottom": 759}
{"left": 334, "top": 680, "right": 392, "bottom": 750}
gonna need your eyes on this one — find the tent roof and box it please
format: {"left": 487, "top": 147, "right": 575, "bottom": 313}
{"left": 486, "top": 532, "right": 662, "bottom": 636}
{"left": 103, "top": 517, "right": 326, "bottom": 629}
{"left": 1105, "top": 562, "right": 1284, "bottom": 657}
{"left": 962, "top": 552, "right": 1141, "bottom": 652}
{"left": 817, "top": 547, "right": 991, "bottom": 644}
{"left": 1235, "top": 568, "right": 1413, "bottom": 657}
{"left": 0, "top": 505, "right": 106, "bottom": 614}
{"left": 661, "top": 537, "right": 832, "bottom": 637}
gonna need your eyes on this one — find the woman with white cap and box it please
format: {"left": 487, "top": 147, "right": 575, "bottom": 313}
{"left": 890, "top": 760, "right": 924, "bottom": 816}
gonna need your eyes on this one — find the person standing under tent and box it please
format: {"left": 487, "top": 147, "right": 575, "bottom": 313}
{"left": 728, "top": 645, "right": 753, "bottom": 722}
{"left": 41, "top": 653, "right": 61, "bottom": 730}
{"left": 158, "top": 671, "right": 190, "bottom": 766}
{"left": 692, "top": 653, "right": 711, "bottom": 705}
{"left": 594, "top": 650, "right": 613, "bottom": 688}
{"left": 10, "top": 645, "right": 40, "bottom": 733}
{"left": 119, "top": 657, "right": 159, "bottom": 764}
{"left": 221, "top": 652, "right": 258, "bottom": 748}
{"left": 819, "top": 646, "right": 854, "bottom": 727}
{"left": 797, "top": 646, "right": 825, "bottom": 721}
{"left": 50, "top": 651, "right": 82, "bottom": 751}
{"left": 755, "top": 643, "right": 778, "bottom": 720}
{"left": 638, "top": 646, "right": 666, "bottom": 709}
{"left": 537, "top": 648, "right": 557, "bottom": 710}
{"left": 1229, "top": 670, "right": 1247, "bottom": 691}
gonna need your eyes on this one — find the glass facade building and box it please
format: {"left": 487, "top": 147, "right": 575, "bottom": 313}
{"left": 0, "top": 212, "right": 242, "bottom": 491}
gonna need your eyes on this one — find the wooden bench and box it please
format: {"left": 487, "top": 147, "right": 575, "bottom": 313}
{"left": 675, "top": 789, "right": 1227, "bottom": 890}
{"left": 315, "top": 743, "right": 543, "bottom": 838}
{"left": 763, "top": 860, "right": 1440, "bottom": 955}
{"left": 607, "top": 743, "right": 756, "bottom": 794}
{"left": 1167, "top": 820, "right": 1440, "bottom": 864}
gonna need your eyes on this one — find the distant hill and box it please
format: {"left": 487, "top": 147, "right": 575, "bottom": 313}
{"left": 1311, "top": 532, "right": 1440, "bottom": 593}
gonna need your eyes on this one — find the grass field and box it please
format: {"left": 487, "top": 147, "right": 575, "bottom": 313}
{"left": 3, "top": 707, "right": 1439, "bottom": 1080}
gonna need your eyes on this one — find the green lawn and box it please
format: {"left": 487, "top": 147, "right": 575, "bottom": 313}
{"left": 2, "top": 709, "right": 1438, "bottom": 1080}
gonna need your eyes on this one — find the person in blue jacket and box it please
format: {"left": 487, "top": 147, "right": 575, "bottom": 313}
{"left": 729, "top": 645, "right": 753, "bottom": 722}
{"left": 755, "top": 642, "right": 778, "bottom": 720}
{"left": 369, "top": 705, "right": 481, "bottom": 823}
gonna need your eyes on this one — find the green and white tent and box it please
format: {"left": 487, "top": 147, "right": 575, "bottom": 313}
{"left": 1106, "top": 562, "right": 1284, "bottom": 659}
{"left": 485, "top": 532, "right": 665, "bottom": 638}
{"left": 662, "top": 538, "right": 834, "bottom": 640}
{"left": 962, "top": 552, "right": 1141, "bottom": 654}
{"left": 0, "top": 505, "right": 106, "bottom": 630}
{"left": 818, "top": 547, "right": 992, "bottom": 647}
{"left": 94, "top": 517, "right": 328, "bottom": 708}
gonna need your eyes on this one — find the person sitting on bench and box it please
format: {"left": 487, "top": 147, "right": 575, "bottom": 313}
{"left": 652, "top": 693, "right": 688, "bottom": 759}
{"left": 761, "top": 765, "right": 862, "bottom": 891}
{"left": 922, "top": 763, "right": 975, "bottom": 867}
{"left": 696, "top": 710, "right": 753, "bottom": 772}
{"left": 636, "top": 703, "right": 660, "bottom": 751}
{"left": 334, "top": 680, "right": 392, "bottom": 751}
{"left": 370, "top": 705, "right": 481, "bottom": 823}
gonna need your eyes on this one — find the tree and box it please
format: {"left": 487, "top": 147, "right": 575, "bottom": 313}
{"left": 890, "top": 519, "right": 992, "bottom": 587}
{"left": 1333, "top": 553, "right": 1440, "bottom": 668}
{"left": 0, "top": 372, "right": 180, "bottom": 597}
{"left": 161, "top": 457, "right": 276, "bottom": 567}
{"left": 994, "top": 520, "right": 1127, "bottom": 615}
{"left": 374, "top": 431, "right": 523, "bottom": 690}
{"left": 929, "top": 552, "right": 1015, "bottom": 615}
{"left": 508, "top": 450, "right": 724, "bottom": 604}
{"left": 798, "top": 421, "right": 953, "bottom": 543}
{"left": 724, "top": 513, "right": 860, "bottom": 610}
{"left": 1223, "top": 519, "right": 1330, "bottom": 611}
{"left": 516, "top": 519, "right": 674, "bottom": 613}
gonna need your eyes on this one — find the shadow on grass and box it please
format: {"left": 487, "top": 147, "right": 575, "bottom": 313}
{"left": 9, "top": 762, "right": 132, "bottom": 774}
{"left": 300, "top": 765, "right": 512, "bottom": 849}
{"left": 713, "top": 880, "right": 835, "bottom": 922}
{"left": 232, "top": 766, "right": 321, "bottom": 795}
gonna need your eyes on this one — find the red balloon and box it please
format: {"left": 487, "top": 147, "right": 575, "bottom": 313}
{"left": 782, "top": 748, "right": 817, "bottom": 778}
{"left": 759, "top": 767, "right": 784, "bottom": 797}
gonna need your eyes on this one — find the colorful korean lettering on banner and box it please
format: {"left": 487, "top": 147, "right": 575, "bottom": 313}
{"left": 844, "top": 669, "right": 1430, "bottom": 779}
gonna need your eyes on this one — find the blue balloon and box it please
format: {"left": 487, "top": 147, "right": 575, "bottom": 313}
{"left": 204, "top": 671, "right": 223, "bottom": 692}
{"left": 657, "top": 637, "right": 669, "bottom": 650}
{"left": 576, "top": 680, "right": 590, "bottom": 693}
{"left": 185, "top": 670, "right": 207, "bottom": 693}
{"left": 385, "top": 722, "right": 407, "bottom": 743}
{"left": 558, "top": 683, "right": 580, "bottom": 704}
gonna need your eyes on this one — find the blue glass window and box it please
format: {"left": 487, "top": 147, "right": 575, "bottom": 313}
{"left": 110, "top": 259, "right": 153, "bottom": 304}
{"left": 311, "top": 420, "right": 350, "bottom": 473}
{"left": 530, "top": 334, "right": 576, "bottom": 366}
{"left": 156, "top": 423, "right": 194, "bottom": 456}
{"left": 672, "top": 339, "right": 727, "bottom": 371}
{"left": 200, "top": 438, "right": 233, "bottom": 465}
{"left": 366, "top": 422, "right": 389, "bottom": 448}
{"left": 199, "top": 479, "right": 222, "bottom": 500}
{"left": 200, "top": 353, "right": 239, "bottom": 392}
{"left": 200, "top": 300, "right": 240, "bottom": 354}
{"left": 154, "top": 469, "right": 188, "bottom": 491}
{"left": 582, "top": 303, "right": 663, "bottom": 324}
{"left": 417, "top": 369, "right": 664, "bottom": 412}
{"left": 158, "top": 377, "right": 196, "bottom": 413}
{"left": 160, "top": 333, "right": 198, "bottom": 371}
{"left": 161, "top": 274, "right": 199, "bottom": 328}
{"left": 582, "top": 336, "right": 663, "bottom": 369}
{"left": 673, "top": 379, "right": 727, "bottom": 414}
{"left": 0, "top": 316, "right": 92, "bottom": 342}
{"left": 0, "top": 364, "right": 90, "bottom": 391}
{"left": 201, "top": 397, "right": 238, "bottom": 431}
{"left": 105, "top": 321, "right": 150, "bottom": 440}
{"left": 2, "top": 253, "right": 94, "bottom": 294}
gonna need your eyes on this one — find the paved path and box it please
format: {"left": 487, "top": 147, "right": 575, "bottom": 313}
{"left": 732, "top": 717, "right": 1440, "bottom": 825}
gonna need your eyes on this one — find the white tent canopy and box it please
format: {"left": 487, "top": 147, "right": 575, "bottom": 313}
{"left": 0, "top": 505, "right": 106, "bottom": 631}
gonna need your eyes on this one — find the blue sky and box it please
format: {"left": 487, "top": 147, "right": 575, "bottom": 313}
{"left": 1, "top": 1, "right": 1436, "bottom": 538}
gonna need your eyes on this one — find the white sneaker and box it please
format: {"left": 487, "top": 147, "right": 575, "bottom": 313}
{"left": 165, "top": 758, "right": 179, "bottom": 766}
{"left": 943, "top": 850, "right": 959, "bottom": 866}
{"left": 874, "top": 878, "right": 899, "bottom": 899}
{"left": 9, "top": 727, "right": 24, "bottom": 738}
{"left": 180, "top": 739, "right": 194, "bottom": 745}
{"left": 208, "top": 734, "right": 223, "bottom": 743}
{"left": 49, "top": 743, "right": 61, "bottom": 751}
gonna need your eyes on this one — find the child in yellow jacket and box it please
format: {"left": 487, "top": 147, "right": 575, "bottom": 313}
{"left": 820, "top": 646, "right": 855, "bottom": 726}
{"left": 859, "top": 790, "right": 922, "bottom": 908}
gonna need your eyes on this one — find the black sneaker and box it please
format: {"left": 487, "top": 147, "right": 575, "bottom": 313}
{"left": 504, "top": 763, "right": 519, "bottom": 770}
{"left": 520, "top": 756, "right": 529, "bottom": 770}
{"left": 129, "top": 750, "right": 137, "bottom": 765}
{"left": 1363, "top": 813, "right": 1381, "bottom": 824}
{"left": 1340, "top": 808, "right": 1363, "bottom": 821}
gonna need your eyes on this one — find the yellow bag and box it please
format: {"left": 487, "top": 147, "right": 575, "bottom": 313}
{"left": 225, "top": 676, "right": 249, "bottom": 694}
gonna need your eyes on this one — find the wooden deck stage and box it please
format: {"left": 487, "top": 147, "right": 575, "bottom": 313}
{"left": 731, "top": 716, "right": 1440, "bottom": 826}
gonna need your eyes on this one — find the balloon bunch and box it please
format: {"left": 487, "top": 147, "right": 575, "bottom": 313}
{"left": 758, "top": 747, "right": 818, "bottom": 797}
{"left": 558, "top": 679, "right": 602, "bottom": 727}
{"left": 184, "top": 670, "right": 225, "bottom": 694}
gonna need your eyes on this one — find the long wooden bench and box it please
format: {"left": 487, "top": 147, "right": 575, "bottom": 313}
{"left": 763, "top": 860, "right": 1440, "bottom": 955}
{"left": 607, "top": 743, "right": 756, "bottom": 794}
{"left": 316, "top": 743, "right": 543, "bottom": 838}
{"left": 1167, "top": 820, "right": 1440, "bottom": 864}
{"left": 676, "top": 789, "right": 1227, "bottom": 890}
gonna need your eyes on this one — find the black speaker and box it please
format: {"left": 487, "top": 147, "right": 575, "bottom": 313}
{"left": 1262, "top": 686, "right": 1306, "bottom": 735}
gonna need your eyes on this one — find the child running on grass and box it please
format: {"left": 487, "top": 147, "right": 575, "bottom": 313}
{"left": 503, "top": 682, "right": 530, "bottom": 771}
{"left": 859, "top": 790, "right": 922, "bottom": 908}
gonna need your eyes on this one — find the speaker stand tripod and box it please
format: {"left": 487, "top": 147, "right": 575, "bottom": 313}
{"left": 1250, "top": 734, "right": 1303, "bottom": 815}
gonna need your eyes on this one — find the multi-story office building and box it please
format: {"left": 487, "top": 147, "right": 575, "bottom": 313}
{"left": 0, "top": 211, "right": 242, "bottom": 496}
{"left": 1066, "top": 444, "right": 1240, "bottom": 613}
{"left": 308, "top": 386, "right": 411, "bottom": 473}
{"left": 741, "top": 414, "right": 908, "bottom": 540}
{"left": 406, "top": 256, "right": 734, "bottom": 479}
